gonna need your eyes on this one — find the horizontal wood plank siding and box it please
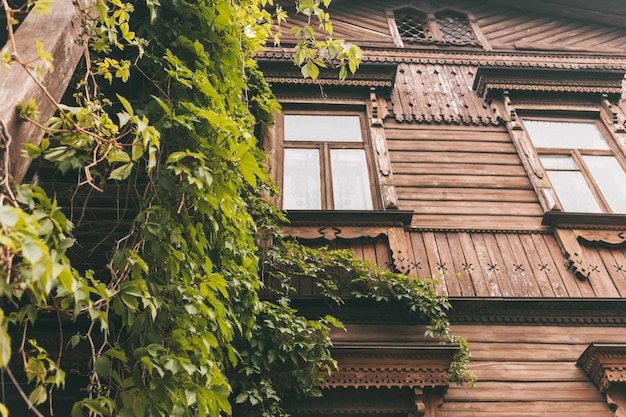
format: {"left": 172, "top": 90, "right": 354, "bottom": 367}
{"left": 278, "top": 0, "right": 626, "bottom": 52}
{"left": 440, "top": 324, "right": 626, "bottom": 416}
{"left": 385, "top": 121, "right": 545, "bottom": 230}
{"left": 403, "top": 231, "right": 623, "bottom": 298}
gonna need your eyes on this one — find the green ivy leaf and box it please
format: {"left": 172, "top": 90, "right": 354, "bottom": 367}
{"left": 109, "top": 162, "right": 134, "bottom": 180}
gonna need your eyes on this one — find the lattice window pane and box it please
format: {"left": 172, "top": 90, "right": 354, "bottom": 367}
{"left": 395, "top": 9, "right": 432, "bottom": 43}
{"left": 436, "top": 12, "right": 477, "bottom": 43}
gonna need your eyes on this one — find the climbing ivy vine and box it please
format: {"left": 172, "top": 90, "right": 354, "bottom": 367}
{"left": 0, "top": 0, "right": 473, "bottom": 416}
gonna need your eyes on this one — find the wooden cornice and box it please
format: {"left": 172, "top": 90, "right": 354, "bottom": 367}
{"left": 449, "top": 299, "right": 626, "bottom": 326}
{"left": 473, "top": 67, "right": 626, "bottom": 100}
{"left": 258, "top": 47, "right": 626, "bottom": 70}
{"left": 327, "top": 324, "right": 459, "bottom": 389}
{"left": 327, "top": 346, "right": 458, "bottom": 388}
{"left": 258, "top": 60, "right": 398, "bottom": 90}
{"left": 578, "top": 343, "right": 626, "bottom": 393}
{"left": 289, "top": 298, "right": 626, "bottom": 326}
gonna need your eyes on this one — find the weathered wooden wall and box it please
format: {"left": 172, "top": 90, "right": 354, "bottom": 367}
{"left": 282, "top": 0, "right": 626, "bottom": 52}
{"left": 443, "top": 324, "right": 623, "bottom": 417}
{"left": 0, "top": 0, "right": 84, "bottom": 183}
{"left": 385, "top": 121, "right": 544, "bottom": 231}
{"left": 404, "top": 230, "right": 626, "bottom": 298}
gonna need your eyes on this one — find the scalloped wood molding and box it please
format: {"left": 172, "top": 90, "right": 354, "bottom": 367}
{"left": 258, "top": 48, "right": 626, "bottom": 71}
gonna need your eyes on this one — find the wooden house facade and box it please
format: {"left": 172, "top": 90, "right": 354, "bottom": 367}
{"left": 258, "top": 1, "right": 626, "bottom": 416}
{"left": 3, "top": 0, "right": 626, "bottom": 416}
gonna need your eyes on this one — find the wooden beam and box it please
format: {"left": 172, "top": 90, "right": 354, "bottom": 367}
{"left": 0, "top": 0, "right": 83, "bottom": 183}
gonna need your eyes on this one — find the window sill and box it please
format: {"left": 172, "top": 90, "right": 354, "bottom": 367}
{"left": 284, "top": 209, "right": 413, "bottom": 227}
{"left": 542, "top": 210, "right": 626, "bottom": 227}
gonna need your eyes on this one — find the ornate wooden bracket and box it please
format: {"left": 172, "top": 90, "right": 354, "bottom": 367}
{"left": 413, "top": 387, "right": 426, "bottom": 417}
{"left": 578, "top": 343, "right": 626, "bottom": 417}
{"left": 370, "top": 88, "right": 399, "bottom": 209}
{"left": 601, "top": 95, "right": 626, "bottom": 133}
{"left": 554, "top": 228, "right": 626, "bottom": 280}
{"left": 554, "top": 228, "right": 591, "bottom": 280}
{"left": 577, "top": 230, "right": 626, "bottom": 248}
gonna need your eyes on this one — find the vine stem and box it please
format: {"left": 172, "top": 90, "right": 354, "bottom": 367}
{"left": 4, "top": 366, "right": 46, "bottom": 417}
{"left": 1, "top": 0, "right": 18, "bottom": 59}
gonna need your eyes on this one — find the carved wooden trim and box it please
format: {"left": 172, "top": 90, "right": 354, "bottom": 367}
{"left": 282, "top": 386, "right": 446, "bottom": 417}
{"left": 578, "top": 344, "right": 626, "bottom": 395}
{"left": 447, "top": 299, "right": 626, "bottom": 326}
{"left": 258, "top": 48, "right": 626, "bottom": 71}
{"left": 327, "top": 346, "right": 458, "bottom": 389}
{"left": 474, "top": 67, "right": 625, "bottom": 100}
{"left": 554, "top": 228, "right": 590, "bottom": 280}
{"left": 260, "top": 61, "right": 398, "bottom": 91}
{"left": 387, "top": 226, "right": 412, "bottom": 274}
{"left": 490, "top": 93, "right": 556, "bottom": 212}
{"left": 370, "top": 88, "right": 399, "bottom": 209}
{"left": 280, "top": 225, "right": 387, "bottom": 241}
{"left": 576, "top": 230, "right": 626, "bottom": 248}
{"left": 578, "top": 343, "right": 626, "bottom": 417}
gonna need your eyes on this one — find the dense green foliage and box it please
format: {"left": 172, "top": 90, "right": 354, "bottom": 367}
{"left": 0, "top": 1, "right": 472, "bottom": 416}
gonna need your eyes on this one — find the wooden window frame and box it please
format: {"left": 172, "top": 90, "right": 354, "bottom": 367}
{"left": 519, "top": 113, "right": 626, "bottom": 215}
{"left": 276, "top": 106, "right": 381, "bottom": 211}
{"left": 386, "top": 4, "right": 490, "bottom": 49}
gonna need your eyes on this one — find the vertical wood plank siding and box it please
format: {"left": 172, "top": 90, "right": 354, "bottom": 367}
{"left": 402, "top": 230, "right": 626, "bottom": 298}
{"left": 390, "top": 64, "right": 499, "bottom": 125}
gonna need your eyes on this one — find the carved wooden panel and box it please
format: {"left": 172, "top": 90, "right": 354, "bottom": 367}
{"left": 578, "top": 343, "right": 626, "bottom": 417}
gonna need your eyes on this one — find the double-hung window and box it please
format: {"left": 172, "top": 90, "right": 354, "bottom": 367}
{"left": 280, "top": 111, "right": 376, "bottom": 211}
{"left": 522, "top": 118, "right": 626, "bottom": 214}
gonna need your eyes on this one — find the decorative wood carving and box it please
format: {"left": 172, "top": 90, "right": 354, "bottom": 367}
{"left": 449, "top": 299, "right": 626, "bottom": 326}
{"left": 258, "top": 47, "right": 626, "bottom": 72}
{"left": 281, "top": 225, "right": 387, "bottom": 241}
{"left": 259, "top": 61, "right": 398, "bottom": 91}
{"left": 578, "top": 343, "right": 626, "bottom": 417}
{"left": 601, "top": 95, "right": 626, "bottom": 133}
{"left": 327, "top": 346, "right": 458, "bottom": 389}
{"left": 554, "top": 228, "right": 590, "bottom": 280}
{"left": 370, "top": 88, "right": 400, "bottom": 209}
{"left": 607, "top": 385, "right": 626, "bottom": 417}
{"left": 387, "top": 226, "right": 412, "bottom": 274}
{"left": 576, "top": 230, "right": 626, "bottom": 248}
{"left": 474, "top": 67, "right": 625, "bottom": 100}
{"left": 392, "top": 63, "right": 499, "bottom": 125}
{"left": 491, "top": 94, "right": 555, "bottom": 211}
{"left": 414, "top": 387, "right": 426, "bottom": 417}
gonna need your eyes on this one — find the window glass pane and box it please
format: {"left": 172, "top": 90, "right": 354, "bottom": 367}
{"left": 540, "top": 155, "right": 578, "bottom": 170}
{"left": 395, "top": 8, "right": 433, "bottom": 43}
{"left": 545, "top": 170, "right": 602, "bottom": 213}
{"left": 284, "top": 115, "right": 363, "bottom": 142}
{"left": 583, "top": 155, "right": 626, "bottom": 213}
{"left": 330, "top": 149, "right": 373, "bottom": 210}
{"left": 283, "top": 148, "right": 321, "bottom": 210}
{"left": 524, "top": 120, "right": 610, "bottom": 150}
{"left": 435, "top": 12, "right": 477, "bottom": 43}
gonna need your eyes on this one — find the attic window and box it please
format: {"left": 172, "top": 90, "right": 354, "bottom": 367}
{"left": 436, "top": 11, "right": 477, "bottom": 43}
{"left": 395, "top": 9, "right": 433, "bottom": 43}
{"left": 389, "top": 7, "right": 486, "bottom": 48}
